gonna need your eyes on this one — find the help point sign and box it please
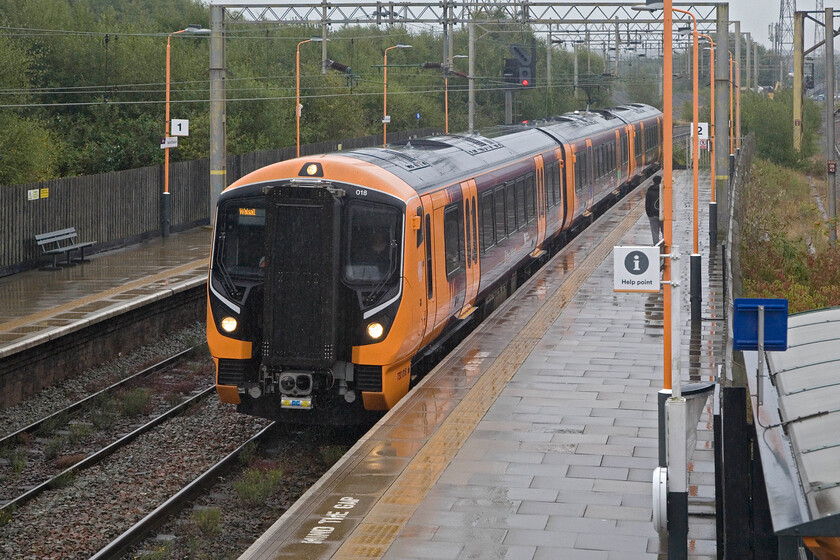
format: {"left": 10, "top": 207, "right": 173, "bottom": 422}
{"left": 613, "top": 246, "right": 660, "bottom": 293}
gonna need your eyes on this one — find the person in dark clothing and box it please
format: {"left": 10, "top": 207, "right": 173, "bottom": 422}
{"left": 645, "top": 175, "right": 663, "bottom": 245}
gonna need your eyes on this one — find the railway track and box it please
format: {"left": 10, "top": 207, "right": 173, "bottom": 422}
{"left": 0, "top": 347, "right": 195, "bottom": 449}
{"left": 90, "top": 421, "right": 277, "bottom": 560}
{"left": 0, "top": 347, "right": 211, "bottom": 509}
{"left": 0, "top": 330, "right": 343, "bottom": 559}
{"left": 0, "top": 382, "right": 275, "bottom": 558}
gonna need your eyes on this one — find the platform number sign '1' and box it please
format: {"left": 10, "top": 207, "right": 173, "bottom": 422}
{"left": 613, "top": 246, "right": 660, "bottom": 293}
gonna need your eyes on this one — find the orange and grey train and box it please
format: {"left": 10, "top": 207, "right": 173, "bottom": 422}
{"left": 207, "top": 103, "right": 662, "bottom": 422}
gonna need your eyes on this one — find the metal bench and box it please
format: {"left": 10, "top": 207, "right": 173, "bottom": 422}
{"left": 35, "top": 227, "right": 96, "bottom": 270}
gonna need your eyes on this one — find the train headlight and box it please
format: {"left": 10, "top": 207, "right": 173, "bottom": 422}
{"left": 220, "top": 316, "right": 238, "bottom": 333}
{"left": 367, "top": 322, "right": 384, "bottom": 340}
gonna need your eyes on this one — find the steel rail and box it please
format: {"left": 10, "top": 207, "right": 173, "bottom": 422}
{"left": 88, "top": 422, "right": 278, "bottom": 560}
{"left": 0, "top": 346, "right": 198, "bottom": 448}
{"left": 0, "top": 385, "right": 215, "bottom": 513}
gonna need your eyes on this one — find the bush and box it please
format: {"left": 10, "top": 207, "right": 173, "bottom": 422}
{"left": 44, "top": 437, "right": 67, "bottom": 461}
{"left": 740, "top": 158, "right": 840, "bottom": 313}
{"left": 319, "top": 445, "right": 348, "bottom": 466}
{"left": 120, "top": 388, "right": 151, "bottom": 418}
{"left": 233, "top": 468, "right": 284, "bottom": 507}
{"left": 48, "top": 471, "right": 76, "bottom": 489}
{"left": 190, "top": 507, "right": 223, "bottom": 536}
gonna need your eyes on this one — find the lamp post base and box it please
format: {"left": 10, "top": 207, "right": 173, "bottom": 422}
{"left": 161, "top": 192, "right": 171, "bottom": 238}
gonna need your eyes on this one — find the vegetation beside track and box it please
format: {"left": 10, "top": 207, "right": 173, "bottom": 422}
{"left": 740, "top": 157, "right": 840, "bottom": 313}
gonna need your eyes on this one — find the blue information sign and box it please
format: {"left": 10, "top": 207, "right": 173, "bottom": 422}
{"left": 733, "top": 298, "right": 788, "bottom": 351}
{"left": 416, "top": 112, "right": 421, "bottom": 120}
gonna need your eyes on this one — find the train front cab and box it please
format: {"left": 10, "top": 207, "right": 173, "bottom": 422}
{"left": 207, "top": 158, "right": 428, "bottom": 421}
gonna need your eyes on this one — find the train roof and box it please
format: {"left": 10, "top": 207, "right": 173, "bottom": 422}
{"left": 338, "top": 103, "right": 660, "bottom": 191}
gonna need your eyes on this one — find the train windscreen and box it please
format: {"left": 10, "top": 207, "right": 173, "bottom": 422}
{"left": 215, "top": 198, "right": 266, "bottom": 280}
{"left": 344, "top": 201, "right": 401, "bottom": 285}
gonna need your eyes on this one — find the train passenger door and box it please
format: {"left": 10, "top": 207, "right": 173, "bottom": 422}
{"left": 639, "top": 123, "right": 646, "bottom": 167}
{"left": 531, "top": 155, "right": 546, "bottom": 257}
{"left": 585, "top": 140, "right": 594, "bottom": 215}
{"left": 555, "top": 147, "right": 569, "bottom": 230}
{"left": 614, "top": 130, "right": 621, "bottom": 192}
{"left": 566, "top": 144, "right": 578, "bottom": 224}
{"left": 458, "top": 179, "right": 479, "bottom": 319}
{"left": 657, "top": 116, "right": 663, "bottom": 161}
{"left": 419, "top": 190, "right": 451, "bottom": 339}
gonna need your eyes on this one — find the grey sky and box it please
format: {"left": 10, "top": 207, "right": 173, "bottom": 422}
{"left": 731, "top": 1, "right": 837, "bottom": 50}
{"left": 211, "top": 0, "right": 830, "bottom": 52}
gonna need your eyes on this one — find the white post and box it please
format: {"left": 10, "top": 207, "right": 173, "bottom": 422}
{"left": 758, "top": 305, "right": 765, "bottom": 406}
{"left": 671, "top": 245, "right": 681, "bottom": 399}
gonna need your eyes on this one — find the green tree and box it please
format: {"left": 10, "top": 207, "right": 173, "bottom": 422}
{"left": 741, "top": 89, "right": 820, "bottom": 168}
{"left": 0, "top": 33, "right": 56, "bottom": 183}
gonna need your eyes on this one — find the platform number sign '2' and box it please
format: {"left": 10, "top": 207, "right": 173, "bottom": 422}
{"left": 613, "top": 246, "right": 660, "bottom": 293}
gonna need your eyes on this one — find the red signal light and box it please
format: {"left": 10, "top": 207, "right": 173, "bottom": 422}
{"left": 521, "top": 79, "right": 529, "bottom": 87}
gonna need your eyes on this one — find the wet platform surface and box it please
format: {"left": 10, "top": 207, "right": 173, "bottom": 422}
{"left": 239, "top": 170, "right": 721, "bottom": 560}
{"left": 0, "top": 228, "right": 210, "bottom": 359}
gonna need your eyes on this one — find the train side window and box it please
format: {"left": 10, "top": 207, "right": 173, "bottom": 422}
{"left": 526, "top": 173, "right": 536, "bottom": 221}
{"left": 481, "top": 191, "right": 495, "bottom": 251}
{"left": 576, "top": 154, "right": 582, "bottom": 190}
{"left": 597, "top": 146, "right": 603, "bottom": 178}
{"left": 549, "top": 162, "right": 559, "bottom": 207}
{"left": 505, "top": 181, "right": 517, "bottom": 232}
{"left": 515, "top": 176, "right": 526, "bottom": 226}
{"left": 602, "top": 146, "right": 607, "bottom": 176}
{"left": 585, "top": 152, "right": 591, "bottom": 185}
{"left": 495, "top": 185, "right": 506, "bottom": 241}
{"left": 425, "top": 214, "right": 433, "bottom": 299}
{"left": 444, "top": 204, "right": 463, "bottom": 278}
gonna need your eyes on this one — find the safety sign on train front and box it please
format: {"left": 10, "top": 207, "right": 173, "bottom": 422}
{"left": 613, "top": 246, "right": 660, "bottom": 293}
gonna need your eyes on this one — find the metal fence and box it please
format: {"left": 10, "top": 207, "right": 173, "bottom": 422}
{"left": 0, "top": 128, "right": 440, "bottom": 277}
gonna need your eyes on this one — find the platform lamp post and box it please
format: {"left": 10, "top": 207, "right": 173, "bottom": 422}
{"left": 297, "top": 37, "right": 324, "bottom": 158}
{"left": 164, "top": 24, "right": 209, "bottom": 238}
{"left": 675, "top": 10, "right": 701, "bottom": 325}
{"left": 633, "top": 1, "right": 689, "bottom": 558}
{"left": 383, "top": 43, "right": 412, "bottom": 147}
{"left": 700, "top": 37, "right": 716, "bottom": 246}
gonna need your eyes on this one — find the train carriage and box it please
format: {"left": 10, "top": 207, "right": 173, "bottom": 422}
{"left": 207, "top": 103, "right": 662, "bottom": 422}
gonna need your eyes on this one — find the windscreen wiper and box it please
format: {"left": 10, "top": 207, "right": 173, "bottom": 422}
{"left": 214, "top": 233, "right": 241, "bottom": 301}
{"left": 363, "top": 246, "right": 398, "bottom": 306}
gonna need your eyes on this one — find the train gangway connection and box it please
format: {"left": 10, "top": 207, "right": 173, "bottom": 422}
{"left": 238, "top": 169, "right": 722, "bottom": 560}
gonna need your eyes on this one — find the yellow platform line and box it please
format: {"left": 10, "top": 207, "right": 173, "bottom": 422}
{"left": 0, "top": 259, "right": 208, "bottom": 334}
{"left": 333, "top": 201, "right": 644, "bottom": 559}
